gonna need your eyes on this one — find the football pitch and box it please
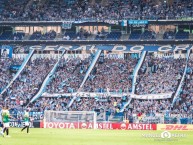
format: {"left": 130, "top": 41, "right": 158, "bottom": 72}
{"left": 0, "top": 128, "right": 193, "bottom": 145}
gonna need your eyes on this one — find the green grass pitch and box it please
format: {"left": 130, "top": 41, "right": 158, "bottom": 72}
{"left": 0, "top": 128, "right": 193, "bottom": 145}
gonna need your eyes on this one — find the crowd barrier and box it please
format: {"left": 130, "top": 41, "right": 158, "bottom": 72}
{"left": 7, "top": 122, "right": 193, "bottom": 131}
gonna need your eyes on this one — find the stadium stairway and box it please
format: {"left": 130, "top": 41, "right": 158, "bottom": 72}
{"left": 0, "top": 49, "right": 35, "bottom": 95}
{"left": 120, "top": 51, "right": 147, "bottom": 112}
{"left": 172, "top": 48, "right": 191, "bottom": 106}
{"left": 29, "top": 50, "right": 66, "bottom": 103}
{"left": 67, "top": 49, "right": 102, "bottom": 107}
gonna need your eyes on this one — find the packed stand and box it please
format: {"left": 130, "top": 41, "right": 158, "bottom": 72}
{"left": 173, "top": 58, "right": 193, "bottom": 117}
{"left": 136, "top": 55, "right": 186, "bottom": 95}
{"left": 46, "top": 57, "right": 92, "bottom": 94}
{"left": 83, "top": 57, "right": 138, "bottom": 93}
{"left": 69, "top": 96, "right": 127, "bottom": 115}
{"left": 0, "top": 0, "right": 29, "bottom": 21}
{"left": 127, "top": 99, "right": 171, "bottom": 117}
{"left": 2, "top": 57, "right": 57, "bottom": 110}
{"left": 29, "top": 96, "right": 72, "bottom": 112}
{"left": 12, "top": 95, "right": 128, "bottom": 121}
{"left": 125, "top": 99, "right": 172, "bottom": 123}
{"left": 127, "top": 97, "right": 192, "bottom": 124}
{"left": 0, "top": 57, "right": 23, "bottom": 93}
{"left": 1, "top": 0, "right": 193, "bottom": 21}
{"left": 29, "top": 96, "right": 126, "bottom": 114}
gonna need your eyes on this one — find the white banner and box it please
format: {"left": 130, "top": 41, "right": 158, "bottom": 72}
{"left": 130, "top": 92, "right": 173, "bottom": 100}
{"left": 41, "top": 92, "right": 172, "bottom": 100}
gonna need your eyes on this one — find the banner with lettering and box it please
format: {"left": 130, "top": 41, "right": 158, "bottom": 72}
{"left": 29, "top": 45, "right": 193, "bottom": 52}
{"left": 42, "top": 122, "right": 157, "bottom": 130}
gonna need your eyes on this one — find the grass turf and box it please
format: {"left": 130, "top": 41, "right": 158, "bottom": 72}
{"left": 0, "top": 128, "right": 193, "bottom": 145}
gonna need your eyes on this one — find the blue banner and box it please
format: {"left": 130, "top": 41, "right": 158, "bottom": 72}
{"left": 30, "top": 45, "right": 193, "bottom": 52}
{"left": 128, "top": 20, "right": 148, "bottom": 25}
{"left": 10, "top": 65, "right": 21, "bottom": 72}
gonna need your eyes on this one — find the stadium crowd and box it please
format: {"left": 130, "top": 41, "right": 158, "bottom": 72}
{"left": 29, "top": 95, "right": 128, "bottom": 116}
{"left": 83, "top": 57, "right": 138, "bottom": 93}
{"left": 46, "top": 56, "right": 92, "bottom": 94}
{"left": 127, "top": 99, "right": 171, "bottom": 116}
{"left": 125, "top": 97, "right": 193, "bottom": 124}
{"left": 69, "top": 96, "right": 126, "bottom": 113}
{"left": 0, "top": 53, "right": 192, "bottom": 124}
{"left": 1, "top": 57, "right": 57, "bottom": 110}
{"left": 0, "top": 57, "right": 23, "bottom": 93}
{"left": 0, "top": 0, "right": 193, "bottom": 21}
{"left": 30, "top": 96, "right": 72, "bottom": 112}
{"left": 136, "top": 55, "right": 186, "bottom": 95}
{"left": 173, "top": 58, "right": 193, "bottom": 116}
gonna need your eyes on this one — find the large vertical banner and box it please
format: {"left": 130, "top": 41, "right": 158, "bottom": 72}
{"left": 0, "top": 45, "right": 13, "bottom": 58}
